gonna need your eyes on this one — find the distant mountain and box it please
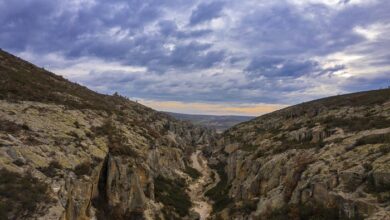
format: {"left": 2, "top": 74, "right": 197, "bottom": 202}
{"left": 165, "top": 112, "right": 255, "bottom": 132}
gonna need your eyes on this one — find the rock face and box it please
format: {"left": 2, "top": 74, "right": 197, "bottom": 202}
{"left": 0, "top": 49, "right": 216, "bottom": 220}
{"left": 206, "top": 89, "right": 390, "bottom": 219}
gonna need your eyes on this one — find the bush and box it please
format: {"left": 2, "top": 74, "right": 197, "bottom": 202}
{"left": 272, "top": 135, "right": 323, "bottom": 154}
{"left": 0, "top": 120, "right": 29, "bottom": 133}
{"left": 184, "top": 162, "right": 201, "bottom": 180}
{"left": 38, "top": 161, "right": 63, "bottom": 177}
{"left": 354, "top": 133, "right": 390, "bottom": 147}
{"left": 92, "top": 120, "right": 139, "bottom": 157}
{"left": 319, "top": 116, "right": 390, "bottom": 132}
{"left": 205, "top": 162, "right": 233, "bottom": 212}
{"left": 230, "top": 200, "right": 258, "bottom": 215}
{"left": 379, "top": 145, "right": 390, "bottom": 154}
{"left": 0, "top": 169, "right": 53, "bottom": 219}
{"left": 265, "top": 203, "right": 357, "bottom": 220}
{"left": 74, "top": 161, "right": 92, "bottom": 177}
{"left": 241, "top": 143, "right": 258, "bottom": 152}
{"left": 154, "top": 176, "right": 192, "bottom": 218}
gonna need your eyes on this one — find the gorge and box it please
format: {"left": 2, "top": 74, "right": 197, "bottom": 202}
{"left": 0, "top": 49, "right": 390, "bottom": 220}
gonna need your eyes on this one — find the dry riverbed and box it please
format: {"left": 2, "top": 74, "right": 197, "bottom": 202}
{"left": 188, "top": 150, "right": 218, "bottom": 220}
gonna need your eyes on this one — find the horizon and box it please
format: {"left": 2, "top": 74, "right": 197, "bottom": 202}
{"left": 1, "top": 0, "right": 390, "bottom": 115}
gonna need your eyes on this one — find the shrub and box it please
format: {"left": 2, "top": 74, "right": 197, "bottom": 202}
{"left": 319, "top": 116, "right": 390, "bottom": 132}
{"left": 354, "top": 133, "right": 390, "bottom": 147}
{"left": 205, "top": 162, "right": 233, "bottom": 212}
{"left": 74, "top": 161, "right": 92, "bottom": 177}
{"left": 92, "top": 120, "right": 139, "bottom": 157}
{"left": 379, "top": 144, "right": 390, "bottom": 155}
{"left": 154, "top": 176, "right": 192, "bottom": 218}
{"left": 0, "top": 169, "right": 53, "bottom": 219}
{"left": 38, "top": 161, "right": 63, "bottom": 177}
{"left": 241, "top": 143, "right": 257, "bottom": 152}
{"left": 0, "top": 120, "right": 29, "bottom": 133}
{"left": 272, "top": 135, "right": 322, "bottom": 154}
{"left": 230, "top": 200, "right": 258, "bottom": 215}
{"left": 184, "top": 162, "right": 201, "bottom": 180}
{"left": 265, "top": 203, "right": 357, "bottom": 220}
{"left": 74, "top": 121, "right": 81, "bottom": 128}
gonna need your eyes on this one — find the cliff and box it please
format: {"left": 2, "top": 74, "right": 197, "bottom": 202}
{"left": 206, "top": 89, "right": 390, "bottom": 219}
{"left": 0, "top": 49, "right": 216, "bottom": 220}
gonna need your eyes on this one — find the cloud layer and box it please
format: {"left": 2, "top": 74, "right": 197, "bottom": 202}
{"left": 1, "top": 0, "right": 390, "bottom": 115}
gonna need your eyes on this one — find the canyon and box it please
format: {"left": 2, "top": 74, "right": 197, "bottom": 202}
{"left": 0, "top": 48, "right": 390, "bottom": 220}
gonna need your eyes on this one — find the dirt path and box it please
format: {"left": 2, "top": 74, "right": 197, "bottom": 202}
{"left": 188, "top": 150, "right": 216, "bottom": 220}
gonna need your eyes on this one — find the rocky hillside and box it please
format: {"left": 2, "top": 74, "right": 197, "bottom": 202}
{"left": 0, "top": 49, "right": 216, "bottom": 220}
{"left": 206, "top": 89, "right": 390, "bottom": 219}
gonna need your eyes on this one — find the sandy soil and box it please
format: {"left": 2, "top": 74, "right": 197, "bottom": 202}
{"left": 188, "top": 150, "right": 216, "bottom": 220}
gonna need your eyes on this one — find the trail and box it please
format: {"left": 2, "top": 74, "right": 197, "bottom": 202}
{"left": 188, "top": 150, "right": 218, "bottom": 220}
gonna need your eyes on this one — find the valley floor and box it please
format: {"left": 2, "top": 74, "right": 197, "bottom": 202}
{"left": 188, "top": 150, "right": 218, "bottom": 220}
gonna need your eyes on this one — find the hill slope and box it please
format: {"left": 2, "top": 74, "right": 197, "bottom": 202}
{"left": 0, "top": 49, "right": 216, "bottom": 220}
{"left": 206, "top": 88, "right": 390, "bottom": 219}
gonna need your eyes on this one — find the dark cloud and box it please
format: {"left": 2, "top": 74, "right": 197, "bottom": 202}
{"left": 0, "top": 0, "right": 390, "bottom": 106}
{"left": 189, "top": 1, "right": 225, "bottom": 25}
{"left": 146, "top": 42, "right": 226, "bottom": 72}
{"left": 245, "top": 57, "right": 319, "bottom": 78}
{"left": 158, "top": 20, "right": 212, "bottom": 38}
{"left": 342, "top": 76, "right": 390, "bottom": 92}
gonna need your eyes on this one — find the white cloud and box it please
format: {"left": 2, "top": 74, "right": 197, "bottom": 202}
{"left": 16, "top": 51, "right": 146, "bottom": 78}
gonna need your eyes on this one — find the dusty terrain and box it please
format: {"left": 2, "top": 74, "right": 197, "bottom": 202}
{"left": 188, "top": 150, "right": 216, "bottom": 220}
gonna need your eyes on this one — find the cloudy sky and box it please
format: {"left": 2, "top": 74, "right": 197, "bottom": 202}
{"left": 1, "top": 0, "right": 390, "bottom": 115}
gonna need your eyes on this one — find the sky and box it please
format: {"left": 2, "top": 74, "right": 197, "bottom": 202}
{"left": 1, "top": 0, "right": 390, "bottom": 116}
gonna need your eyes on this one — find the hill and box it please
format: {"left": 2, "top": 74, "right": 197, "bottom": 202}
{"left": 205, "top": 88, "right": 390, "bottom": 219}
{"left": 0, "top": 49, "right": 216, "bottom": 220}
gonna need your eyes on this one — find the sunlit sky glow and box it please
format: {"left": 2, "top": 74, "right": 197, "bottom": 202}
{"left": 1, "top": 0, "right": 390, "bottom": 116}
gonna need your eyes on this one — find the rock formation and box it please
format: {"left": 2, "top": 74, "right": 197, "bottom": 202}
{"left": 205, "top": 89, "right": 390, "bottom": 219}
{"left": 0, "top": 49, "right": 216, "bottom": 220}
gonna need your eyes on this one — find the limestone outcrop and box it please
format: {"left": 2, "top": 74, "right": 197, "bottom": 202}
{"left": 206, "top": 89, "right": 390, "bottom": 220}
{"left": 0, "top": 49, "right": 216, "bottom": 220}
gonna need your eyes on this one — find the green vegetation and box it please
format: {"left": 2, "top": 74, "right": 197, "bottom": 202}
{"left": 38, "top": 160, "right": 63, "bottom": 177}
{"left": 74, "top": 161, "right": 92, "bottom": 177}
{"left": 278, "top": 88, "right": 390, "bottom": 120}
{"left": 230, "top": 200, "right": 258, "bottom": 215}
{"left": 272, "top": 135, "right": 324, "bottom": 154}
{"left": 354, "top": 133, "right": 390, "bottom": 147}
{"left": 241, "top": 143, "right": 258, "bottom": 152}
{"left": 205, "top": 162, "right": 233, "bottom": 212}
{"left": 154, "top": 176, "right": 192, "bottom": 218}
{"left": 0, "top": 169, "right": 53, "bottom": 219}
{"left": 92, "top": 120, "right": 139, "bottom": 157}
{"left": 0, "top": 119, "right": 29, "bottom": 133}
{"left": 184, "top": 162, "right": 201, "bottom": 180}
{"left": 319, "top": 116, "right": 390, "bottom": 132}
{"left": 265, "top": 203, "right": 362, "bottom": 220}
